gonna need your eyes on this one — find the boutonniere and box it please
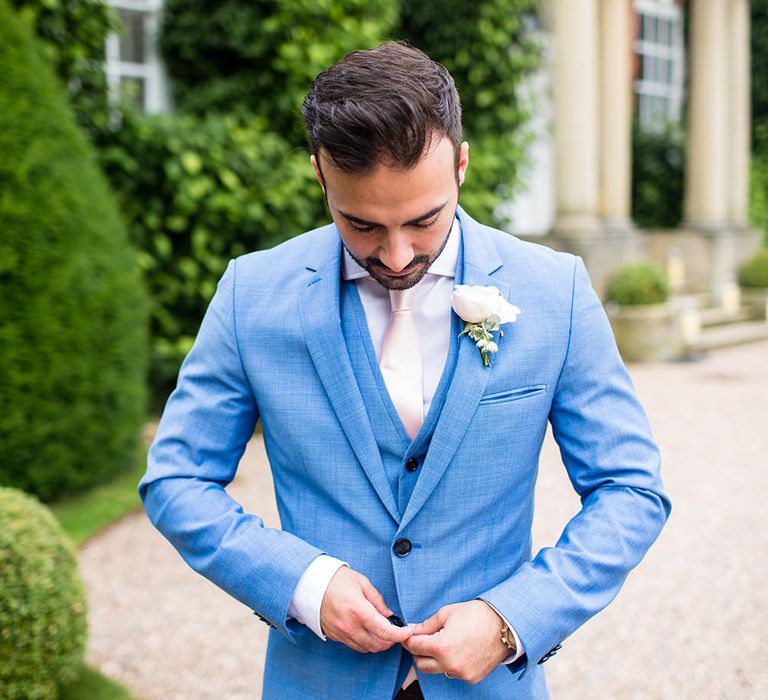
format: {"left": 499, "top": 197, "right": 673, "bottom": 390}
{"left": 451, "top": 285, "right": 521, "bottom": 367}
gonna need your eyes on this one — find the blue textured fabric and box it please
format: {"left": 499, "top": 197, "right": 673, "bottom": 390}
{"left": 139, "top": 206, "right": 671, "bottom": 699}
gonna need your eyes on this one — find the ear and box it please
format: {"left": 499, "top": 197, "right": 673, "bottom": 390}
{"left": 310, "top": 154, "right": 326, "bottom": 193}
{"left": 457, "top": 141, "right": 469, "bottom": 188}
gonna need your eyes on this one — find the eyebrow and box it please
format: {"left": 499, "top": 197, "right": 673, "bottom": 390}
{"left": 337, "top": 202, "right": 448, "bottom": 228}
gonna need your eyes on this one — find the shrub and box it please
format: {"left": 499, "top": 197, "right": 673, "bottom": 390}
{"left": 631, "top": 118, "right": 685, "bottom": 229}
{"left": 10, "top": 0, "right": 116, "bottom": 140}
{"left": 738, "top": 249, "right": 768, "bottom": 288}
{"left": 0, "top": 0, "right": 148, "bottom": 500}
{"left": 158, "top": 0, "right": 399, "bottom": 140}
{"left": 607, "top": 262, "right": 669, "bottom": 306}
{"left": 0, "top": 486, "right": 87, "bottom": 699}
{"left": 98, "top": 109, "right": 323, "bottom": 402}
{"left": 749, "top": 124, "right": 768, "bottom": 246}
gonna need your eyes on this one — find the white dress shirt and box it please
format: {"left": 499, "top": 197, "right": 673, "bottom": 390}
{"left": 287, "top": 217, "right": 524, "bottom": 665}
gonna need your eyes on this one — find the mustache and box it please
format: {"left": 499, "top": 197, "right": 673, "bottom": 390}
{"left": 367, "top": 255, "right": 430, "bottom": 271}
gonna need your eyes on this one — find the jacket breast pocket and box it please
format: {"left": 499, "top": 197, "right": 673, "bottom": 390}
{"left": 478, "top": 383, "right": 547, "bottom": 406}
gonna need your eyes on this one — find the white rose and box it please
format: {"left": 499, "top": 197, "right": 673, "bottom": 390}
{"left": 451, "top": 284, "right": 521, "bottom": 324}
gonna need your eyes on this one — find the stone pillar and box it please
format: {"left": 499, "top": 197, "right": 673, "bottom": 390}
{"left": 726, "top": 0, "right": 751, "bottom": 227}
{"left": 552, "top": 0, "right": 600, "bottom": 236}
{"left": 685, "top": 0, "right": 729, "bottom": 228}
{"left": 598, "top": 0, "right": 633, "bottom": 232}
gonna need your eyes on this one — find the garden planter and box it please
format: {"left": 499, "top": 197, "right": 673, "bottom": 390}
{"left": 607, "top": 301, "right": 685, "bottom": 362}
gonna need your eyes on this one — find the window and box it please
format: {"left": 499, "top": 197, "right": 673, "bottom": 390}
{"left": 105, "top": 0, "right": 170, "bottom": 114}
{"left": 633, "top": 0, "right": 685, "bottom": 129}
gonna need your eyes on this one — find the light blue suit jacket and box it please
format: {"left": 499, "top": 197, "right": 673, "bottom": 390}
{"left": 140, "top": 206, "right": 670, "bottom": 699}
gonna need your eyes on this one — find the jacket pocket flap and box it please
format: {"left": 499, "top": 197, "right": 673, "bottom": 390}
{"left": 479, "top": 384, "right": 547, "bottom": 405}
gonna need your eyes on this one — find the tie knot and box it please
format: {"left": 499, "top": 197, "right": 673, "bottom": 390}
{"left": 389, "top": 285, "right": 419, "bottom": 313}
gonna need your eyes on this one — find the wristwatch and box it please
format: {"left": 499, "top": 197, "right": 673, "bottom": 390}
{"left": 500, "top": 622, "right": 517, "bottom": 654}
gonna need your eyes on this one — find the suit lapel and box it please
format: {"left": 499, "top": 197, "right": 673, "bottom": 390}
{"left": 298, "top": 233, "right": 400, "bottom": 524}
{"left": 399, "top": 207, "right": 510, "bottom": 532}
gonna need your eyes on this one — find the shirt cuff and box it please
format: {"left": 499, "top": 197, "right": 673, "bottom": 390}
{"left": 478, "top": 599, "right": 526, "bottom": 664}
{"left": 287, "top": 555, "right": 348, "bottom": 640}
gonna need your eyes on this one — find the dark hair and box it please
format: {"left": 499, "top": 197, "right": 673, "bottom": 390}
{"left": 301, "top": 42, "right": 462, "bottom": 174}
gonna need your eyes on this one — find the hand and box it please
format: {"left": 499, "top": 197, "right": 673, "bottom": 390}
{"left": 319, "top": 566, "right": 413, "bottom": 653}
{"left": 402, "top": 600, "right": 509, "bottom": 684}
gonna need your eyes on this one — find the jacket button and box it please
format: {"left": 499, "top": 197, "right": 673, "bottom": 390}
{"left": 393, "top": 538, "right": 412, "bottom": 557}
{"left": 388, "top": 614, "right": 405, "bottom": 627}
{"left": 405, "top": 458, "right": 419, "bottom": 472}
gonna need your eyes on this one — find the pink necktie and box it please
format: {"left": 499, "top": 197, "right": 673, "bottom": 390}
{"left": 379, "top": 285, "right": 424, "bottom": 440}
{"left": 380, "top": 285, "right": 423, "bottom": 690}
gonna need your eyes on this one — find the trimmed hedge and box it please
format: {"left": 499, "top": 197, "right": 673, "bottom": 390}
{"left": 607, "top": 262, "right": 669, "bottom": 306}
{"left": 0, "top": 0, "right": 148, "bottom": 500}
{"left": 0, "top": 486, "right": 87, "bottom": 699}
{"left": 98, "top": 110, "right": 323, "bottom": 401}
{"left": 11, "top": 0, "right": 116, "bottom": 140}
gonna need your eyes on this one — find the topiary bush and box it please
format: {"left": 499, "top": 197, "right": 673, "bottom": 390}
{"left": 607, "top": 262, "right": 669, "bottom": 306}
{"left": 10, "top": 0, "right": 116, "bottom": 140}
{"left": 0, "top": 486, "right": 87, "bottom": 699}
{"left": 98, "top": 109, "right": 324, "bottom": 403}
{"left": 738, "top": 249, "right": 768, "bottom": 289}
{"left": 0, "top": 0, "right": 148, "bottom": 501}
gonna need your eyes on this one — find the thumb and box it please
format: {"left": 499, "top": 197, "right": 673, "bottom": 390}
{"left": 409, "top": 608, "right": 447, "bottom": 636}
{"left": 360, "top": 577, "right": 393, "bottom": 618}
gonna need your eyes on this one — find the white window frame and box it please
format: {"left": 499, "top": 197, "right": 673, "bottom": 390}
{"left": 633, "top": 0, "right": 685, "bottom": 129}
{"left": 105, "top": 0, "right": 170, "bottom": 115}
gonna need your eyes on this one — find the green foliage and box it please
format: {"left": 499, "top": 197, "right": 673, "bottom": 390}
{"left": 631, "top": 118, "right": 685, "bottom": 229}
{"left": 750, "top": 153, "right": 768, "bottom": 247}
{"left": 10, "top": 0, "right": 116, "bottom": 139}
{"left": 396, "top": 0, "right": 541, "bottom": 225}
{"left": 0, "top": 487, "right": 87, "bottom": 699}
{"left": 59, "top": 664, "right": 136, "bottom": 700}
{"left": 607, "top": 262, "right": 669, "bottom": 306}
{"left": 98, "top": 109, "right": 324, "bottom": 400}
{"left": 751, "top": 2, "right": 768, "bottom": 147}
{"left": 738, "top": 249, "right": 768, "bottom": 289}
{"left": 0, "top": 0, "right": 148, "bottom": 501}
{"left": 159, "top": 0, "right": 399, "bottom": 140}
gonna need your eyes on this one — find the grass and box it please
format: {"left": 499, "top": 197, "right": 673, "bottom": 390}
{"left": 48, "top": 442, "right": 151, "bottom": 700}
{"left": 51, "top": 445, "right": 148, "bottom": 546}
{"left": 59, "top": 663, "right": 135, "bottom": 700}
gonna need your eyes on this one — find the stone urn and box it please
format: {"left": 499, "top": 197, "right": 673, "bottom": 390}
{"left": 607, "top": 301, "right": 686, "bottom": 362}
{"left": 739, "top": 286, "right": 768, "bottom": 321}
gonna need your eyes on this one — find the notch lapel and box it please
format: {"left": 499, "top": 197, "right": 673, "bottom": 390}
{"left": 298, "top": 234, "right": 400, "bottom": 524}
{"left": 398, "top": 209, "right": 510, "bottom": 532}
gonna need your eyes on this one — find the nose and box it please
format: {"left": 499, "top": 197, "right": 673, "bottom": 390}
{"left": 379, "top": 231, "right": 414, "bottom": 272}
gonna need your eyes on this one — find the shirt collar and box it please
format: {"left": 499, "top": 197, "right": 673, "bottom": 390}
{"left": 341, "top": 216, "right": 460, "bottom": 282}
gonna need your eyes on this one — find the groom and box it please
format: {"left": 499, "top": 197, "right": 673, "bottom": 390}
{"left": 140, "top": 43, "right": 670, "bottom": 699}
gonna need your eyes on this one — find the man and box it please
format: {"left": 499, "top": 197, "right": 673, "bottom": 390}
{"left": 139, "top": 43, "right": 670, "bottom": 699}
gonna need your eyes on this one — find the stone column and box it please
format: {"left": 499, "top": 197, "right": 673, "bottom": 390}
{"left": 726, "top": 0, "right": 751, "bottom": 227}
{"left": 685, "top": 0, "right": 729, "bottom": 228}
{"left": 552, "top": 0, "right": 600, "bottom": 236}
{"left": 598, "top": 0, "right": 633, "bottom": 232}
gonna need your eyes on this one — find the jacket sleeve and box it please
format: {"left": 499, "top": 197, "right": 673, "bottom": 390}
{"left": 138, "top": 259, "right": 325, "bottom": 642}
{"left": 478, "top": 255, "right": 672, "bottom": 677}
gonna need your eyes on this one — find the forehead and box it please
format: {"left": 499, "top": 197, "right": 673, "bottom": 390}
{"left": 319, "top": 136, "right": 457, "bottom": 219}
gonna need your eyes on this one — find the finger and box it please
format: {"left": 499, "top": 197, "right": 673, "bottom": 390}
{"left": 359, "top": 602, "right": 413, "bottom": 644}
{"left": 409, "top": 608, "right": 447, "bottom": 636}
{"left": 404, "top": 629, "right": 444, "bottom": 657}
{"left": 360, "top": 578, "right": 393, "bottom": 618}
{"left": 413, "top": 654, "right": 443, "bottom": 675}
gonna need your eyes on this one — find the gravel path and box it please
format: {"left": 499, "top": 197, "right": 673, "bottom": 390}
{"left": 79, "top": 340, "right": 768, "bottom": 699}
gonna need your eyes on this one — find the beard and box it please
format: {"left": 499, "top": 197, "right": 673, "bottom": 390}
{"left": 343, "top": 220, "right": 453, "bottom": 291}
